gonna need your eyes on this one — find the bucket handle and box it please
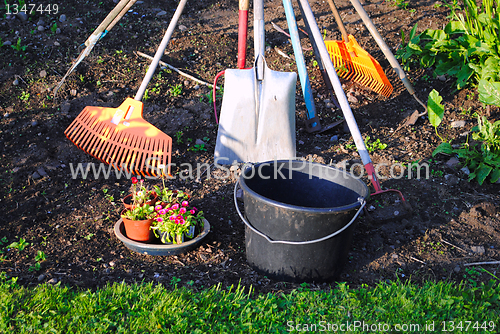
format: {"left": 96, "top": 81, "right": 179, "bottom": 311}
{"left": 234, "top": 181, "right": 366, "bottom": 245}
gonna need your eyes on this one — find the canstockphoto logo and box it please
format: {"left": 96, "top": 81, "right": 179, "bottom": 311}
{"left": 68, "top": 158, "right": 431, "bottom": 181}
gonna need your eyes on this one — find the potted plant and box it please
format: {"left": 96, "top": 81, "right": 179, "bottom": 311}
{"left": 121, "top": 204, "right": 155, "bottom": 242}
{"left": 122, "top": 177, "right": 157, "bottom": 210}
{"left": 151, "top": 200, "right": 204, "bottom": 244}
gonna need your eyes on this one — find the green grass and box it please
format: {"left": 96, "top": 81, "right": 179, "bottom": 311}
{"left": 1, "top": 275, "right": 499, "bottom": 333}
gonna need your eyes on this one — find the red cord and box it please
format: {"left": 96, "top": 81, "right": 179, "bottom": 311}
{"left": 213, "top": 70, "right": 225, "bottom": 124}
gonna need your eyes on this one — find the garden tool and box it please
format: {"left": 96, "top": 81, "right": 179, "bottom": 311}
{"left": 214, "top": 0, "right": 297, "bottom": 164}
{"left": 64, "top": 0, "right": 188, "bottom": 177}
{"left": 324, "top": 0, "right": 393, "bottom": 97}
{"left": 238, "top": 0, "right": 250, "bottom": 69}
{"left": 349, "top": 0, "right": 427, "bottom": 111}
{"left": 296, "top": 0, "right": 346, "bottom": 134}
{"left": 299, "top": 0, "right": 411, "bottom": 219}
{"left": 283, "top": 0, "right": 321, "bottom": 133}
{"left": 54, "top": 0, "right": 138, "bottom": 97}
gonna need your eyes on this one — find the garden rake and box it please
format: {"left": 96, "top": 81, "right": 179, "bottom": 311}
{"left": 299, "top": 0, "right": 412, "bottom": 220}
{"left": 324, "top": 0, "right": 393, "bottom": 97}
{"left": 64, "top": 0, "right": 187, "bottom": 177}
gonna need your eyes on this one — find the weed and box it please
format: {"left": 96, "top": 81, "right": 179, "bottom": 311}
{"left": 19, "top": 91, "right": 30, "bottom": 103}
{"left": 28, "top": 263, "right": 41, "bottom": 272}
{"left": 188, "top": 144, "right": 207, "bottom": 152}
{"left": 175, "top": 131, "right": 184, "bottom": 145}
{"left": 103, "top": 188, "right": 114, "bottom": 203}
{"left": 84, "top": 233, "right": 94, "bottom": 240}
{"left": 464, "top": 267, "right": 482, "bottom": 287}
{"left": 35, "top": 250, "right": 46, "bottom": 262}
{"left": 50, "top": 23, "right": 57, "bottom": 34}
{"left": 364, "top": 136, "right": 388, "bottom": 152}
{"left": 143, "top": 89, "right": 149, "bottom": 100}
{"left": 431, "top": 169, "right": 444, "bottom": 177}
{"left": 433, "top": 116, "right": 500, "bottom": 184}
{"left": 78, "top": 74, "right": 85, "bottom": 82}
{"left": 170, "top": 276, "right": 181, "bottom": 286}
{"left": 11, "top": 38, "right": 27, "bottom": 52}
{"left": 40, "top": 236, "right": 48, "bottom": 246}
{"left": 169, "top": 84, "right": 182, "bottom": 97}
{"left": 8, "top": 238, "right": 29, "bottom": 252}
{"left": 427, "top": 89, "right": 445, "bottom": 142}
{"left": 96, "top": 56, "right": 104, "bottom": 64}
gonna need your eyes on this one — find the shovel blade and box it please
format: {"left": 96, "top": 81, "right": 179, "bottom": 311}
{"left": 215, "top": 65, "right": 297, "bottom": 164}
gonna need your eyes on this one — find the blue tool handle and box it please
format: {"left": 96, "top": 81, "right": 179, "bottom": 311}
{"left": 282, "top": 0, "right": 316, "bottom": 122}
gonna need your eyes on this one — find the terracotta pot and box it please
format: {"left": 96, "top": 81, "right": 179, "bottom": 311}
{"left": 122, "top": 191, "right": 158, "bottom": 210}
{"left": 121, "top": 210, "right": 154, "bottom": 242}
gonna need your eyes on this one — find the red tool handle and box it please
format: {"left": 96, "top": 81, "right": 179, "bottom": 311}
{"left": 237, "top": 0, "right": 249, "bottom": 69}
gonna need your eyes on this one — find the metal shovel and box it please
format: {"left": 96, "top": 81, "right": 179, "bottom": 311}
{"left": 214, "top": 0, "right": 297, "bottom": 165}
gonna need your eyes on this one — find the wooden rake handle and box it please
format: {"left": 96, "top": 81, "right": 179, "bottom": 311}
{"left": 84, "top": 0, "right": 132, "bottom": 46}
{"left": 327, "top": 0, "right": 349, "bottom": 41}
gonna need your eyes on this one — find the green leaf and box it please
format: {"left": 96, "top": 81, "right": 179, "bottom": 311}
{"left": 445, "top": 21, "right": 466, "bottom": 34}
{"left": 409, "top": 23, "right": 418, "bottom": 40}
{"left": 432, "top": 143, "right": 454, "bottom": 157}
{"left": 478, "top": 79, "right": 500, "bottom": 106}
{"left": 427, "top": 89, "right": 444, "bottom": 128}
{"left": 455, "top": 65, "right": 473, "bottom": 89}
{"left": 475, "top": 163, "right": 492, "bottom": 185}
{"left": 490, "top": 168, "right": 500, "bottom": 183}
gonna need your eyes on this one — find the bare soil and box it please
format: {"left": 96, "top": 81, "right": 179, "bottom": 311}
{"left": 1, "top": 0, "right": 499, "bottom": 293}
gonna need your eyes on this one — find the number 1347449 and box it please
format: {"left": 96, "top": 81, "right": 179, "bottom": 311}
{"left": 6, "top": 4, "right": 59, "bottom": 15}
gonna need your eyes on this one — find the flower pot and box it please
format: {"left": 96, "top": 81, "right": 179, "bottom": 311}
{"left": 158, "top": 231, "right": 184, "bottom": 245}
{"left": 121, "top": 210, "right": 154, "bottom": 242}
{"left": 185, "top": 225, "right": 196, "bottom": 239}
{"left": 122, "top": 191, "right": 157, "bottom": 210}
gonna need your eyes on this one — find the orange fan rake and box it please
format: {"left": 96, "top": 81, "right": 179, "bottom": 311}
{"left": 64, "top": 0, "right": 187, "bottom": 178}
{"left": 65, "top": 98, "right": 171, "bottom": 177}
{"left": 324, "top": 0, "right": 393, "bottom": 97}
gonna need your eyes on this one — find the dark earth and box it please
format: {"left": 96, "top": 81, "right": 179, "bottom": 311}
{"left": 1, "top": 0, "right": 499, "bottom": 294}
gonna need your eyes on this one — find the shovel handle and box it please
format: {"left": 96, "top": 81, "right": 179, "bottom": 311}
{"left": 238, "top": 0, "right": 249, "bottom": 69}
{"left": 239, "top": 0, "right": 249, "bottom": 10}
{"left": 327, "top": 0, "right": 349, "bottom": 41}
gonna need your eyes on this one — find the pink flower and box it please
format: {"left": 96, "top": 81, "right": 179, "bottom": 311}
{"left": 181, "top": 200, "right": 189, "bottom": 207}
{"left": 190, "top": 209, "right": 196, "bottom": 215}
{"left": 159, "top": 209, "right": 167, "bottom": 215}
{"left": 172, "top": 204, "right": 179, "bottom": 210}
{"left": 131, "top": 177, "right": 138, "bottom": 184}
{"left": 156, "top": 217, "right": 163, "bottom": 222}
{"left": 169, "top": 215, "right": 175, "bottom": 221}
{"left": 192, "top": 207, "right": 197, "bottom": 212}
{"left": 155, "top": 205, "right": 163, "bottom": 211}
{"left": 179, "top": 207, "right": 186, "bottom": 214}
